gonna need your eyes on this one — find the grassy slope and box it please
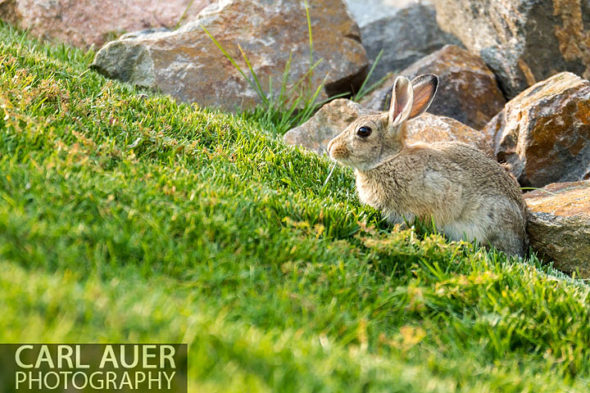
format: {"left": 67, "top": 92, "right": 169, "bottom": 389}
{"left": 0, "top": 23, "right": 589, "bottom": 392}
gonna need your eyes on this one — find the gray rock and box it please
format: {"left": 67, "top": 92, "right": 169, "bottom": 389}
{"left": 432, "top": 0, "right": 590, "bottom": 98}
{"left": 92, "top": 0, "right": 368, "bottom": 112}
{"left": 360, "top": 3, "right": 461, "bottom": 87}
{"left": 343, "top": 0, "right": 417, "bottom": 27}
{"left": 524, "top": 181, "right": 590, "bottom": 278}
{"left": 91, "top": 40, "right": 156, "bottom": 89}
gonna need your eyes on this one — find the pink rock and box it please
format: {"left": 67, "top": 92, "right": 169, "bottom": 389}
{"left": 0, "top": 0, "right": 212, "bottom": 48}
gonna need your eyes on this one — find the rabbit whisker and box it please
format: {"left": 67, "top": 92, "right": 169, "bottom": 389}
{"left": 321, "top": 163, "right": 337, "bottom": 193}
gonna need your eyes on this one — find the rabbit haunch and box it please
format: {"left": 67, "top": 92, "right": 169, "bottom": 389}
{"left": 328, "top": 74, "right": 527, "bottom": 256}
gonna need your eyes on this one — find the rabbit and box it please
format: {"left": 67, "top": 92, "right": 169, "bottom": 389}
{"left": 327, "top": 74, "right": 528, "bottom": 257}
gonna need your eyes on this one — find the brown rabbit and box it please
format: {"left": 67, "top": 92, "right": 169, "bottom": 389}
{"left": 327, "top": 74, "right": 527, "bottom": 256}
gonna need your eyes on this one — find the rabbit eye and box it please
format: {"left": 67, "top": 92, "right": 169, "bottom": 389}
{"left": 357, "top": 126, "right": 372, "bottom": 138}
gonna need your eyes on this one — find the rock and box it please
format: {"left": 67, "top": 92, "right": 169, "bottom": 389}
{"left": 0, "top": 0, "right": 211, "bottom": 49}
{"left": 343, "top": 0, "right": 417, "bottom": 27}
{"left": 361, "top": 45, "right": 506, "bottom": 130}
{"left": 406, "top": 111, "right": 493, "bottom": 156}
{"left": 483, "top": 72, "right": 590, "bottom": 188}
{"left": 284, "top": 99, "right": 375, "bottom": 155}
{"left": 524, "top": 181, "right": 590, "bottom": 277}
{"left": 91, "top": 0, "right": 368, "bottom": 112}
{"left": 359, "top": 4, "right": 461, "bottom": 87}
{"left": 431, "top": 0, "right": 590, "bottom": 98}
{"left": 284, "top": 98, "right": 492, "bottom": 156}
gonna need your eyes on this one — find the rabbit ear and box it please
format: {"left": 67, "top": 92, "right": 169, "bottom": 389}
{"left": 388, "top": 76, "right": 413, "bottom": 126}
{"left": 408, "top": 74, "right": 438, "bottom": 119}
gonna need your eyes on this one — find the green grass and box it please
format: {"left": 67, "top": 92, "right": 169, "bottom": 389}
{"left": 1, "top": 22, "right": 589, "bottom": 392}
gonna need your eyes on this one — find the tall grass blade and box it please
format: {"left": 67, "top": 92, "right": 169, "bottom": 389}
{"left": 238, "top": 43, "right": 269, "bottom": 106}
{"left": 353, "top": 49, "right": 386, "bottom": 101}
{"left": 201, "top": 26, "right": 250, "bottom": 87}
{"left": 176, "top": 0, "right": 196, "bottom": 29}
{"left": 304, "top": 0, "right": 314, "bottom": 91}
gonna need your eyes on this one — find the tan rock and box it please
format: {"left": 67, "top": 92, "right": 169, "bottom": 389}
{"left": 284, "top": 99, "right": 492, "bottom": 156}
{"left": 483, "top": 72, "right": 590, "bottom": 188}
{"left": 524, "top": 181, "right": 590, "bottom": 277}
{"left": 92, "top": 0, "right": 368, "bottom": 112}
{"left": 406, "top": 112, "right": 493, "bottom": 157}
{"left": 361, "top": 45, "right": 505, "bottom": 130}
{"left": 284, "top": 99, "right": 375, "bottom": 155}
{"left": 0, "top": 0, "right": 211, "bottom": 48}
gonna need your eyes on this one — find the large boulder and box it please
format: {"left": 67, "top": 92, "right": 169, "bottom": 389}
{"left": 524, "top": 181, "right": 590, "bottom": 278}
{"left": 432, "top": 0, "right": 590, "bottom": 98}
{"left": 91, "top": 0, "right": 368, "bottom": 112}
{"left": 484, "top": 72, "right": 590, "bottom": 188}
{"left": 0, "top": 0, "right": 211, "bottom": 48}
{"left": 359, "top": 4, "right": 461, "bottom": 87}
{"left": 283, "top": 99, "right": 492, "bottom": 156}
{"left": 362, "top": 45, "right": 505, "bottom": 129}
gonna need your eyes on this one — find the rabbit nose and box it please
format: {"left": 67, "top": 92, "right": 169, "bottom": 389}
{"left": 327, "top": 141, "right": 350, "bottom": 160}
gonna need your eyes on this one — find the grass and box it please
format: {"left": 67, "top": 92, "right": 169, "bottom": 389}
{"left": 352, "top": 49, "right": 388, "bottom": 102}
{"left": 0, "top": 22, "right": 590, "bottom": 392}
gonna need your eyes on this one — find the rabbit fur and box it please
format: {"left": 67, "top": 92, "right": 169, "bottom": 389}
{"left": 327, "top": 74, "right": 527, "bottom": 257}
